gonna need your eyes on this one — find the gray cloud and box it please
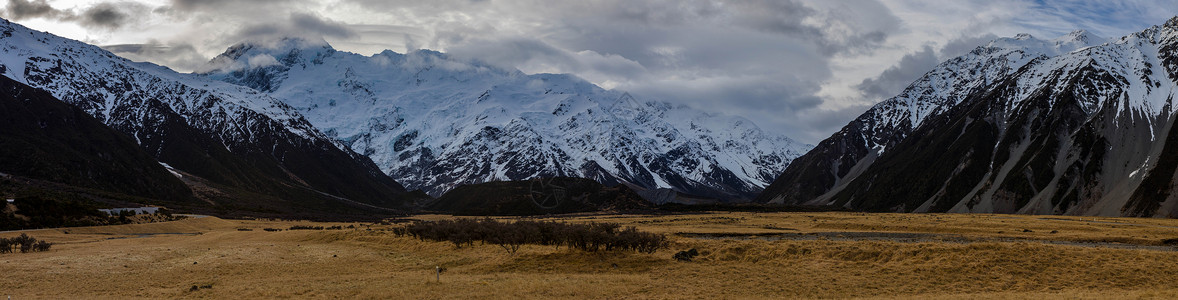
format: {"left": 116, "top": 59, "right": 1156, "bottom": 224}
{"left": 411, "top": 0, "right": 892, "bottom": 131}
{"left": 169, "top": 0, "right": 309, "bottom": 11}
{"left": 80, "top": 3, "right": 129, "bottom": 29}
{"left": 4, "top": 0, "right": 60, "bottom": 20}
{"left": 228, "top": 12, "right": 355, "bottom": 45}
{"left": 856, "top": 45, "right": 939, "bottom": 101}
{"left": 939, "top": 34, "right": 999, "bottom": 59}
{"left": 170, "top": 0, "right": 230, "bottom": 10}
{"left": 855, "top": 34, "right": 1000, "bottom": 102}
{"left": 25, "top": 0, "right": 1169, "bottom": 144}
{"left": 102, "top": 41, "right": 209, "bottom": 72}
{"left": 786, "top": 103, "right": 876, "bottom": 143}
{"left": 289, "top": 12, "right": 353, "bottom": 38}
{"left": 2, "top": 0, "right": 143, "bottom": 30}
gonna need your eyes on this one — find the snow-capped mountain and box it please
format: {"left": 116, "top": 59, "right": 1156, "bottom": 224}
{"left": 760, "top": 17, "right": 1178, "bottom": 217}
{"left": 200, "top": 39, "right": 810, "bottom": 200}
{"left": 0, "top": 74, "right": 193, "bottom": 202}
{"left": 0, "top": 18, "right": 410, "bottom": 215}
{"left": 758, "top": 29, "right": 1106, "bottom": 205}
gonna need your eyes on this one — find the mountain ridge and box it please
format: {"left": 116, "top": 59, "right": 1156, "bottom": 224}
{"left": 759, "top": 16, "right": 1178, "bottom": 217}
{"left": 0, "top": 18, "right": 413, "bottom": 217}
{"left": 199, "top": 38, "right": 812, "bottom": 201}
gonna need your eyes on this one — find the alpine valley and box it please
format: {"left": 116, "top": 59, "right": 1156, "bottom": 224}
{"left": 759, "top": 17, "right": 1178, "bottom": 217}
{"left": 10, "top": 12, "right": 1178, "bottom": 219}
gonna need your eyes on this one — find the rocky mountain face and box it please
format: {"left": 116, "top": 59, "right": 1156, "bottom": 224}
{"left": 199, "top": 40, "right": 810, "bottom": 201}
{"left": 759, "top": 17, "right": 1178, "bottom": 217}
{"left": 0, "top": 75, "right": 192, "bottom": 203}
{"left": 0, "top": 19, "right": 411, "bottom": 217}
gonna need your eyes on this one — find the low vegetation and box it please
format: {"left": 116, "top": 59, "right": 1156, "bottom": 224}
{"left": 0, "top": 194, "right": 181, "bottom": 231}
{"left": 0, "top": 233, "right": 51, "bottom": 253}
{"left": 288, "top": 225, "right": 345, "bottom": 230}
{"left": 6, "top": 212, "right": 1178, "bottom": 298}
{"left": 395, "top": 218, "right": 667, "bottom": 254}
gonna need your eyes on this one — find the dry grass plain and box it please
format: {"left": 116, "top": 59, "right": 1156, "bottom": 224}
{"left": 3, "top": 212, "right": 1178, "bottom": 299}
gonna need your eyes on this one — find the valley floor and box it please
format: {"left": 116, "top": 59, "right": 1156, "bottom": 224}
{"left": 3, "top": 212, "right": 1178, "bottom": 299}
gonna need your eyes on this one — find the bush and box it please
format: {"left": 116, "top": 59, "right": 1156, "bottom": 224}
{"left": 33, "top": 240, "right": 52, "bottom": 252}
{"left": 673, "top": 248, "right": 699, "bottom": 262}
{"left": 399, "top": 219, "right": 667, "bottom": 255}
{"left": 288, "top": 225, "right": 344, "bottom": 230}
{"left": 0, "top": 237, "right": 11, "bottom": 254}
{"left": 13, "top": 233, "right": 35, "bottom": 253}
{"left": 0, "top": 234, "right": 52, "bottom": 254}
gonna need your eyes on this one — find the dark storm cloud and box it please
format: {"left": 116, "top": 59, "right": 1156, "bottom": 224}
{"left": 80, "top": 3, "right": 129, "bottom": 29}
{"left": 2, "top": 0, "right": 144, "bottom": 30}
{"left": 3, "top": 0, "right": 60, "bottom": 20}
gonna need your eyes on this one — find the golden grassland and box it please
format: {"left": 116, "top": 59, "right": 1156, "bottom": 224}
{"left": 3, "top": 212, "right": 1178, "bottom": 299}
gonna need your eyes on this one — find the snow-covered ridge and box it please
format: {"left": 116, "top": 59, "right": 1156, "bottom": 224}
{"left": 0, "top": 18, "right": 412, "bottom": 209}
{"left": 760, "top": 16, "right": 1178, "bottom": 217}
{"left": 200, "top": 38, "right": 811, "bottom": 199}
{"left": 859, "top": 30, "right": 1108, "bottom": 150}
{"left": 0, "top": 19, "right": 330, "bottom": 147}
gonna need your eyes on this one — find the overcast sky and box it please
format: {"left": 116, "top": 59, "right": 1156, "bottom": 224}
{"left": 4, "top": 0, "right": 1177, "bottom": 143}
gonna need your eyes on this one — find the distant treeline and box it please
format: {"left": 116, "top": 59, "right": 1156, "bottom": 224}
{"left": 394, "top": 219, "right": 667, "bottom": 254}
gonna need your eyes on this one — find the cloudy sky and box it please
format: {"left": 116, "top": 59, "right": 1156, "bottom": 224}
{"left": 4, "top": 0, "right": 1177, "bottom": 143}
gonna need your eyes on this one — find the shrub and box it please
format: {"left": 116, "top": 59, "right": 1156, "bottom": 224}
{"left": 401, "top": 219, "right": 667, "bottom": 254}
{"left": 0, "top": 238, "right": 11, "bottom": 254}
{"left": 13, "top": 233, "right": 35, "bottom": 253}
{"left": 673, "top": 248, "right": 700, "bottom": 262}
{"left": 33, "top": 240, "right": 52, "bottom": 252}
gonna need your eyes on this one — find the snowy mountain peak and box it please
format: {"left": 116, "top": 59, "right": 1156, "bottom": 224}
{"left": 609, "top": 92, "right": 645, "bottom": 119}
{"left": 0, "top": 17, "right": 410, "bottom": 210}
{"left": 1053, "top": 29, "right": 1100, "bottom": 48}
{"left": 200, "top": 39, "right": 813, "bottom": 200}
{"left": 202, "top": 37, "right": 337, "bottom": 74}
{"left": 985, "top": 30, "right": 1104, "bottom": 57}
{"left": 760, "top": 17, "right": 1178, "bottom": 217}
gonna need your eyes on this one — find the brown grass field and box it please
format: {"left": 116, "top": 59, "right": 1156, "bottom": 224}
{"left": 4, "top": 212, "right": 1178, "bottom": 299}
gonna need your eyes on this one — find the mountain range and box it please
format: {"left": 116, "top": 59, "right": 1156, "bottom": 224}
{"left": 196, "top": 38, "right": 809, "bottom": 201}
{"left": 7, "top": 14, "right": 1178, "bottom": 218}
{"left": 759, "top": 16, "right": 1178, "bottom": 217}
{"left": 0, "top": 18, "right": 412, "bottom": 218}
{"left": 0, "top": 17, "right": 807, "bottom": 216}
